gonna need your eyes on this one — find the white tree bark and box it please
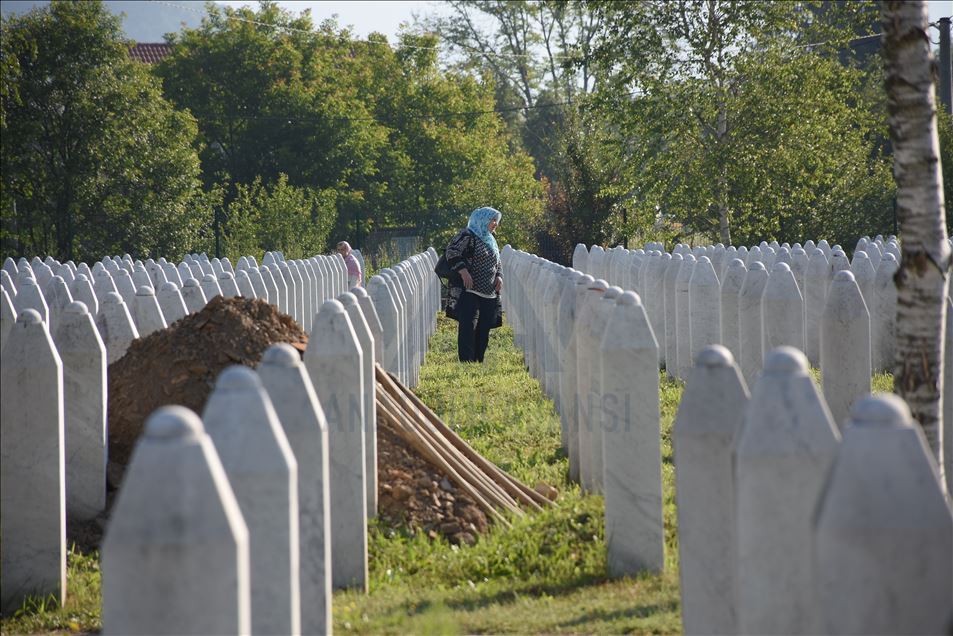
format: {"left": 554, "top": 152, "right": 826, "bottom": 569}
{"left": 883, "top": 0, "right": 951, "bottom": 483}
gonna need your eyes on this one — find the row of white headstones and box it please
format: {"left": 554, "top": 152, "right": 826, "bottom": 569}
{"left": 501, "top": 238, "right": 952, "bottom": 636}
{"left": 0, "top": 247, "right": 442, "bottom": 635}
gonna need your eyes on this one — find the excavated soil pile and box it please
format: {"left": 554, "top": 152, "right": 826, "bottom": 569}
{"left": 106, "top": 295, "right": 308, "bottom": 481}
{"left": 377, "top": 418, "right": 489, "bottom": 545}
{"left": 71, "top": 294, "right": 499, "bottom": 552}
{"left": 70, "top": 296, "right": 308, "bottom": 553}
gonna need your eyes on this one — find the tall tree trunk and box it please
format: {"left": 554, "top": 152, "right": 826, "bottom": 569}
{"left": 716, "top": 101, "right": 731, "bottom": 245}
{"left": 883, "top": 0, "right": 951, "bottom": 483}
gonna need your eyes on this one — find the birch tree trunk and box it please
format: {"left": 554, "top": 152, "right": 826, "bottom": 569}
{"left": 883, "top": 0, "right": 951, "bottom": 484}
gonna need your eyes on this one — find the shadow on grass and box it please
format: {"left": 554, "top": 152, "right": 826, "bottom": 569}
{"left": 439, "top": 574, "right": 608, "bottom": 613}
{"left": 556, "top": 599, "right": 681, "bottom": 628}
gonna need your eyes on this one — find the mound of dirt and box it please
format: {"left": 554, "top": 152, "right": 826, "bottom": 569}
{"left": 107, "top": 295, "right": 308, "bottom": 482}
{"left": 69, "top": 294, "right": 490, "bottom": 553}
{"left": 377, "top": 419, "right": 489, "bottom": 545}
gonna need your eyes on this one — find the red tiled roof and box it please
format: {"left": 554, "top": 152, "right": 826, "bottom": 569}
{"left": 128, "top": 43, "right": 172, "bottom": 64}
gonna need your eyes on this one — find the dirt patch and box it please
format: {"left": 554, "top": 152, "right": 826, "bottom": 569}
{"left": 70, "top": 295, "right": 490, "bottom": 553}
{"left": 70, "top": 296, "right": 309, "bottom": 553}
{"left": 377, "top": 418, "right": 489, "bottom": 545}
{"left": 106, "top": 295, "right": 308, "bottom": 479}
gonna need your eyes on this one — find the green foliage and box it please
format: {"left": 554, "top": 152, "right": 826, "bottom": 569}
{"left": 939, "top": 111, "right": 953, "bottom": 237}
{"left": 157, "top": 4, "right": 542, "bottom": 253}
{"left": 584, "top": 0, "right": 894, "bottom": 248}
{"left": 0, "top": 0, "right": 205, "bottom": 262}
{"left": 0, "top": 546, "right": 101, "bottom": 634}
{"left": 221, "top": 174, "right": 337, "bottom": 261}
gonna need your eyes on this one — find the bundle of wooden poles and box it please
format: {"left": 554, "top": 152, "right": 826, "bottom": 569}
{"left": 375, "top": 365, "right": 554, "bottom": 528}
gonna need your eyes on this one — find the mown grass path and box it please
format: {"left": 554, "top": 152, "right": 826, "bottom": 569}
{"left": 333, "top": 317, "right": 684, "bottom": 634}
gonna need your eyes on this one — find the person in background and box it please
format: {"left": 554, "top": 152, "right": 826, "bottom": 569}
{"left": 445, "top": 207, "right": 503, "bottom": 363}
{"left": 337, "top": 241, "right": 363, "bottom": 288}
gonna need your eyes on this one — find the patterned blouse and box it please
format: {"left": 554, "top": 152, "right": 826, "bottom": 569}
{"left": 445, "top": 229, "right": 502, "bottom": 298}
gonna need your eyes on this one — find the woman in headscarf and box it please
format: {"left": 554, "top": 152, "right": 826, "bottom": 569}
{"left": 336, "top": 241, "right": 363, "bottom": 288}
{"left": 444, "top": 207, "right": 503, "bottom": 362}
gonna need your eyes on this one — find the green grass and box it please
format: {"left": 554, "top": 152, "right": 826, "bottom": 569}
{"left": 0, "top": 315, "right": 896, "bottom": 634}
{"left": 333, "top": 317, "right": 684, "bottom": 634}
{"left": 0, "top": 546, "right": 101, "bottom": 634}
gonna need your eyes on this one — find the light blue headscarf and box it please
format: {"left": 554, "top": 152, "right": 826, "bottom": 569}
{"left": 467, "top": 207, "right": 502, "bottom": 258}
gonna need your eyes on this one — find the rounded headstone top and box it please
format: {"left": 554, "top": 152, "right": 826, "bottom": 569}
{"left": 202, "top": 273, "right": 217, "bottom": 283}
{"left": 882, "top": 253, "right": 897, "bottom": 263}
{"left": 144, "top": 405, "right": 204, "bottom": 441}
{"left": 116, "top": 268, "right": 132, "bottom": 278}
{"left": 603, "top": 286, "right": 623, "bottom": 300}
{"left": 576, "top": 274, "right": 595, "bottom": 286}
{"left": 218, "top": 271, "right": 235, "bottom": 280}
{"left": 670, "top": 252, "right": 683, "bottom": 261}
{"left": 339, "top": 292, "right": 358, "bottom": 306}
{"left": 729, "top": 258, "right": 746, "bottom": 268}
{"left": 696, "top": 345, "right": 735, "bottom": 368}
{"left": 74, "top": 273, "right": 88, "bottom": 282}
{"left": 848, "top": 394, "right": 912, "bottom": 429}
{"left": 763, "top": 346, "right": 809, "bottom": 374}
{"left": 261, "top": 343, "right": 301, "bottom": 368}
{"left": 103, "top": 291, "right": 123, "bottom": 304}
{"left": 616, "top": 290, "right": 641, "bottom": 307}
{"left": 183, "top": 278, "right": 201, "bottom": 288}
{"left": 319, "top": 298, "right": 346, "bottom": 315}
{"left": 350, "top": 286, "right": 369, "bottom": 299}
{"left": 160, "top": 281, "right": 179, "bottom": 292}
{"left": 216, "top": 365, "right": 262, "bottom": 392}
{"left": 833, "top": 269, "right": 856, "bottom": 283}
{"left": 771, "top": 262, "right": 791, "bottom": 273}
{"left": 749, "top": 261, "right": 767, "bottom": 272}
{"left": 792, "top": 246, "right": 807, "bottom": 256}
{"left": 698, "top": 256, "right": 711, "bottom": 264}
{"left": 65, "top": 301, "right": 89, "bottom": 315}
{"left": 588, "top": 279, "right": 609, "bottom": 291}
{"left": 853, "top": 250, "right": 870, "bottom": 260}
{"left": 18, "top": 308, "right": 43, "bottom": 324}
{"left": 136, "top": 285, "right": 155, "bottom": 296}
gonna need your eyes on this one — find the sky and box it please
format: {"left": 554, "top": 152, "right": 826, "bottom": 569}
{"left": 1, "top": 0, "right": 950, "bottom": 43}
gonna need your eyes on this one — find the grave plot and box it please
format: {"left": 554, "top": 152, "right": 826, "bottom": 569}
{"left": 376, "top": 366, "right": 553, "bottom": 545}
{"left": 108, "top": 295, "right": 308, "bottom": 480}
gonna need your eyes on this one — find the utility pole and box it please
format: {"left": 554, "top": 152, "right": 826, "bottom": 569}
{"left": 940, "top": 17, "right": 952, "bottom": 115}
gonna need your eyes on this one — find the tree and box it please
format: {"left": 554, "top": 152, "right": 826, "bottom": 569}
{"left": 586, "top": 0, "right": 893, "bottom": 247}
{"left": 355, "top": 32, "right": 543, "bottom": 250}
{"left": 882, "top": 0, "right": 951, "bottom": 480}
{"left": 158, "top": 4, "right": 542, "bottom": 253}
{"left": 1, "top": 0, "right": 204, "bottom": 262}
{"left": 222, "top": 174, "right": 337, "bottom": 261}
